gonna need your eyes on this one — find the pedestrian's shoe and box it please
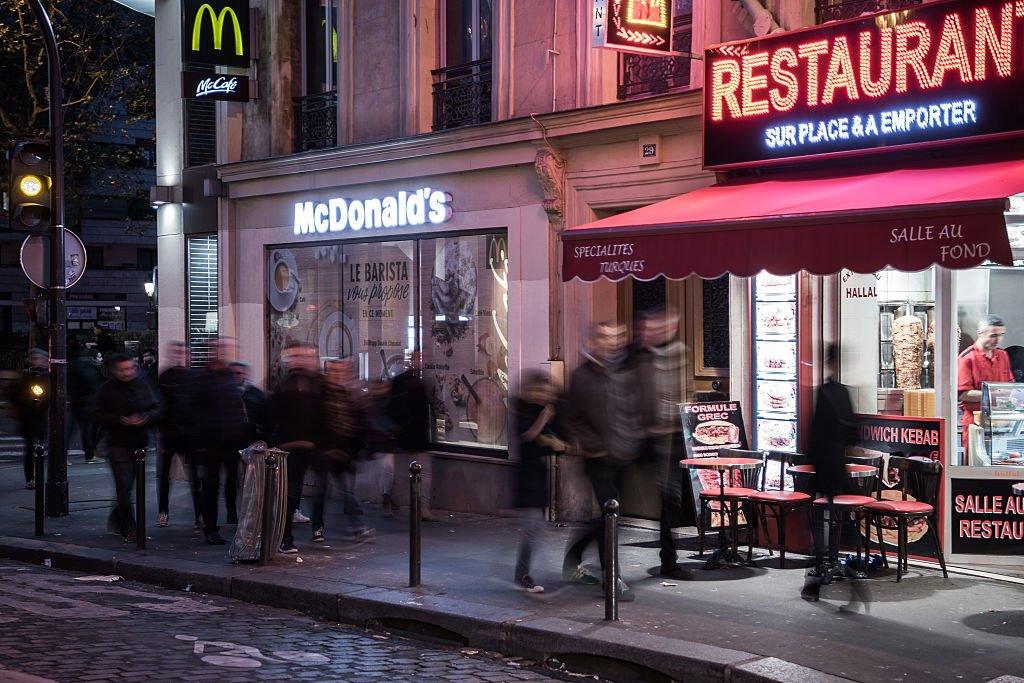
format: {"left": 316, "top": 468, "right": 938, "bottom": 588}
{"left": 124, "top": 531, "right": 137, "bottom": 543}
{"left": 312, "top": 528, "right": 325, "bottom": 543}
{"left": 517, "top": 575, "right": 545, "bottom": 594}
{"left": 279, "top": 542, "right": 299, "bottom": 554}
{"left": 659, "top": 563, "right": 694, "bottom": 581}
{"left": 194, "top": 515, "right": 204, "bottom": 534}
{"left": 226, "top": 511, "right": 238, "bottom": 525}
{"left": 293, "top": 510, "right": 311, "bottom": 524}
{"left": 85, "top": 457, "right": 105, "bottom": 464}
{"left": 352, "top": 527, "right": 376, "bottom": 545}
{"left": 204, "top": 531, "right": 227, "bottom": 545}
{"left": 420, "top": 501, "right": 440, "bottom": 522}
{"left": 156, "top": 512, "right": 169, "bottom": 528}
{"left": 25, "top": 479, "right": 34, "bottom": 490}
{"left": 564, "top": 564, "right": 600, "bottom": 585}
{"left": 382, "top": 493, "right": 395, "bottom": 518}
{"left": 615, "top": 578, "right": 635, "bottom": 602}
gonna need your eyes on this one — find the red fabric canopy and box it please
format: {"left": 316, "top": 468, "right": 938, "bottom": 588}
{"left": 562, "top": 158, "right": 1021, "bottom": 282}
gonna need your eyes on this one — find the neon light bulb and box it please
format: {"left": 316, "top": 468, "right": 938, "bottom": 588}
{"left": 822, "top": 36, "right": 860, "bottom": 104}
{"left": 858, "top": 29, "right": 892, "bottom": 98}
{"left": 894, "top": 21, "right": 931, "bottom": 94}
{"left": 974, "top": 3, "right": 1013, "bottom": 80}
{"left": 710, "top": 58, "right": 741, "bottom": 121}
{"left": 931, "top": 13, "right": 973, "bottom": 87}
{"left": 797, "top": 40, "right": 829, "bottom": 107}
{"left": 741, "top": 51, "right": 770, "bottom": 117}
{"left": 769, "top": 47, "right": 799, "bottom": 112}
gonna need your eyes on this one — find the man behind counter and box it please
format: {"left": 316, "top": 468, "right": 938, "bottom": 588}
{"left": 957, "top": 314, "right": 1014, "bottom": 450}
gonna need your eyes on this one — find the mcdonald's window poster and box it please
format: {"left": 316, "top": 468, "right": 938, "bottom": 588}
{"left": 182, "top": 0, "right": 250, "bottom": 68}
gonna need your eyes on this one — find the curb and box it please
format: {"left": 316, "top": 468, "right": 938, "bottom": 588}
{"left": 0, "top": 536, "right": 854, "bottom": 683}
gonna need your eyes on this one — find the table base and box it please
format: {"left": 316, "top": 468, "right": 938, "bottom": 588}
{"left": 808, "top": 559, "right": 867, "bottom": 584}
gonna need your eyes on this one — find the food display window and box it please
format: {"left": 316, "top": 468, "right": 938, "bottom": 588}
{"left": 978, "top": 383, "right": 1024, "bottom": 467}
{"left": 752, "top": 273, "right": 799, "bottom": 454}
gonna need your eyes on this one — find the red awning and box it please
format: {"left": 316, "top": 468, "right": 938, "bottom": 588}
{"left": 562, "top": 157, "right": 1020, "bottom": 282}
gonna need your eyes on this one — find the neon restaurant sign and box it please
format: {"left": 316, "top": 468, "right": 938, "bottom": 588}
{"left": 704, "top": 0, "right": 1024, "bottom": 168}
{"left": 293, "top": 188, "right": 452, "bottom": 236}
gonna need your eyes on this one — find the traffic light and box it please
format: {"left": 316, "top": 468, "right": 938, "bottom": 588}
{"left": 7, "top": 140, "right": 52, "bottom": 232}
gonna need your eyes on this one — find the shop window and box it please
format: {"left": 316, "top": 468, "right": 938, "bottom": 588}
{"left": 187, "top": 235, "right": 218, "bottom": 367}
{"left": 432, "top": 0, "right": 492, "bottom": 130}
{"left": 839, "top": 267, "right": 936, "bottom": 416}
{"left": 295, "top": 0, "right": 339, "bottom": 152}
{"left": 814, "top": 0, "right": 921, "bottom": 24}
{"left": 264, "top": 231, "right": 509, "bottom": 454}
{"left": 137, "top": 248, "right": 157, "bottom": 271}
{"left": 696, "top": 275, "right": 730, "bottom": 373}
{"left": 617, "top": 0, "right": 693, "bottom": 101}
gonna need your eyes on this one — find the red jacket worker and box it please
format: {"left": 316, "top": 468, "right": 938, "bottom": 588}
{"left": 957, "top": 314, "right": 1014, "bottom": 450}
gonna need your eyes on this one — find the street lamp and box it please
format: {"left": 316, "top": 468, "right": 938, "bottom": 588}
{"left": 144, "top": 281, "right": 155, "bottom": 330}
{"left": 144, "top": 281, "right": 155, "bottom": 298}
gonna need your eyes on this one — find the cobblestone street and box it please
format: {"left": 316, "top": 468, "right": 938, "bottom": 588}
{"left": 0, "top": 562, "right": 575, "bottom": 682}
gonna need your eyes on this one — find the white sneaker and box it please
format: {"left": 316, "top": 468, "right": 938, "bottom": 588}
{"left": 156, "top": 512, "right": 169, "bottom": 528}
{"left": 292, "top": 510, "right": 311, "bottom": 524}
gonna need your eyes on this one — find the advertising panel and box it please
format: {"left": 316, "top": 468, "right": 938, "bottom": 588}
{"left": 182, "top": 0, "right": 250, "bottom": 68}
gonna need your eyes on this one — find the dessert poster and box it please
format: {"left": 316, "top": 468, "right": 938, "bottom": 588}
{"left": 681, "top": 401, "right": 749, "bottom": 530}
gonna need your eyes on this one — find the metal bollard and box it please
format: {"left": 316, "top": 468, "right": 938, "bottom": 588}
{"left": 134, "top": 449, "right": 146, "bottom": 550}
{"left": 409, "top": 461, "right": 422, "bottom": 587}
{"left": 259, "top": 452, "right": 278, "bottom": 566}
{"left": 34, "top": 444, "right": 45, "bottom": 536}
{"left": 603, "top": 499, "right": 620, "bottom": 621}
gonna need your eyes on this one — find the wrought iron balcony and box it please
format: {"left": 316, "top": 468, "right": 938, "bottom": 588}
{"left": 294, "top": 91, "right": 337, "bottom": 152}
{"left": 616, "top": 20, "right": 692, "bottom": 101}
{"left": 431, "top": 59, "right": 492, "bottom": 131}
{"left": 815, "top": 0, "right": 921, "bottom": 24}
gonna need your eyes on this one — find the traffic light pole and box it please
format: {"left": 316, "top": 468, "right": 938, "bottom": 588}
{"left": 26, "top": 0, "right": 68, "bottom": 517}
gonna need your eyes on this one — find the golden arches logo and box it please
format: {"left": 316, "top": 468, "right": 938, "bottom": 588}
{"left": 192, "top": 3, "right": 244, "bottom": 55}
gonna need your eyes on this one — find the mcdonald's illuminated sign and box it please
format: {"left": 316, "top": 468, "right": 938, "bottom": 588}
{"left": 182, "top": 0, "right": 249, "bottom": 68}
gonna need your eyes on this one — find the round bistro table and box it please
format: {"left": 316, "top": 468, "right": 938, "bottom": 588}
{"left": 680, "top": 457, "right": 762, "bottom": 570}
{"left": 787, "top": 463, "right": 879, "bottom": 581}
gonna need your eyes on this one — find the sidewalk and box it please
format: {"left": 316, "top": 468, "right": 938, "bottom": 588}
{"left": 0, "top": 451, "right": 1022, "bottom": 683}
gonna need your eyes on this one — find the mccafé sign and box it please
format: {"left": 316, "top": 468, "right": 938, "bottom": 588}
{"left": 182, "top": 0, "right": 250, "bottom": 68}
{"left": 704, "top": 0, "right": 1024, "bottom": 168}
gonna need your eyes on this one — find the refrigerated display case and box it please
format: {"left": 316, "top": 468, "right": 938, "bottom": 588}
{"left": 980, "top": 382, "right": 1024, "bottom": 467}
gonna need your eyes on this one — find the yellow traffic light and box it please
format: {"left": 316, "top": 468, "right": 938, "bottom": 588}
{"left": 30, "top": 383, "right": 44, "bottom": 398}
{"left": 19, "top": 174, "right": 45, "bottom": 197}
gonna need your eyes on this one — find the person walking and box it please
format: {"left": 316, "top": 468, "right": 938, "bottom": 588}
{"left": 313, "top": 357, "right": 373, "bottom": 544}
{"left": 512, "top": 371, "right": 566, "bottom": 594}
{"left": 629, "top": 307, "right": 693, "bottom": 581}
{"left": 385, "top": 351, "right": 434, "bottom": 520}
{"left": 155, "top": 341, "right": 202, "bottom": 530}
{"left": 270, "top": 343, "right": 325, "bottom": 554}
{"left": 93, "top": 354, "right": 161, "bottom": 542}
{"left": 10, "top": 349, "right": 49, "bottom": 488}
{"left": 563, "top": 322, "right": 642, "bottom": 601}
{"left": 68, "top": 341, "right": 103, "bottom": 464}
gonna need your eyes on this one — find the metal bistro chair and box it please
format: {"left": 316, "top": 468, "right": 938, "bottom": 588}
{"left": 862, "top": 456, "right": 949, "bottom": 582}
{"left": 746, "top": 450, "right": 812, "bottom": 567}
{"left": 810, "top": 454, "right": 882, "bottom": 568}
{"left": 697, "top": 448, "right": 762, "bottom": 557}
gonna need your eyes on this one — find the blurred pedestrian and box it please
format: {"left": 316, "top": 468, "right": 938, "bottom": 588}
{"left": 364, "top": 380, "right": 398, "bottom": 517}
{"left": 270, "top": 343, "right": 325, "bottom": 554}
{"left": 68, "top": 341, "right": 103, "bottom": 464}
{"left": 140, "top": 348, "right": 158, "bottom": 387}
{"left": 629, "top": 307, "right": 693, "bottom": 581}
{"left": 230, "top": 361, "right": 270, "bottom": 444}
{"left": 512, "top": 371, "right": 566, "bottom": 594}
{"left": 196, "top": 338, "right": 248, "bottom": 545}
{"left": 562, "top": 322, "right": 641, "bottom": 601}
{"left": 313, "top": 357, "right": 374, "bottom": 544}
{"left": 156, "top": 341, "right": 202, "bottom": 530}
{"left": 385, "top": 351, "right": 434, "bottom": 520}
{"left": 10, "top": 349, "right": 49, "bottom": 488}
{"left": 93, "top": 354, "right": 160, "bottom": 543}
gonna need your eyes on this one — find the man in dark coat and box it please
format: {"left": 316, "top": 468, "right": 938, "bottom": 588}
{"left": 93, "top": 354, "right": 161, "bottom": 542}
{"left": 808, "top": 344, "right": 858, "bottom": 568}
{"left": 270, "top": 343, "right": 326, "bottom": 553}
{"left": 385, "top": 351, "right": 434, "bottom": 520}
{"left": 563, "top": 322, "right": 642, "bottom": 601}
{"left": 68, "top": 341, "right": 103, "bottom": 464}
{"left": 156, "top": 341, "right": 202, "bottom": 530}
{"left": 10, "top": 349, "right": 49, "bottom": 488}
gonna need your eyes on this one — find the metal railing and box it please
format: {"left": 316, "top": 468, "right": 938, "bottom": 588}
{"left": 294, "top": 91, "right": 338, "bottom": 152}
{"left": 616, "top": 18, "right": 692, "bottom": 101}
{"left": 431, "top": 59, "right": 492, "bottom": 131}
{"left": 815, "top": 0, "right": 921, "bottom": 23}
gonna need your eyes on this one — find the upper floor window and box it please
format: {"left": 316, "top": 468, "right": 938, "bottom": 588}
{"left": 814, "top": 0, "right": 921, "bottom": 24}
{"left": 617, "top": 0, "right": 693, "bottom": 101}
{"left": 432, "top": 0, "right": 492, "bottom": 130}
{"left": 295, "top": 0, "right": 339, "bottom": 152}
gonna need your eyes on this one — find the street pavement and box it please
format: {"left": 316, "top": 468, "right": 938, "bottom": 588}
{"left": 0, "top": 560, "right": 575, "bottom": 682}
{"left": 1, "top": 445, "right": 1023, "bottom": 682}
